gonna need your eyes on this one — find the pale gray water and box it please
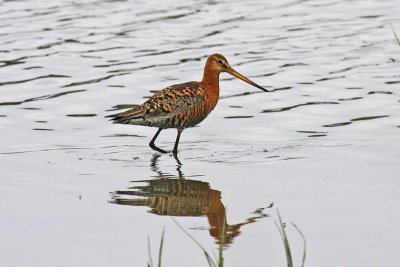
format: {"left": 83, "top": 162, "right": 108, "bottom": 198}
{"left": 1, "top": 0, "right": 400, "bottom": 266}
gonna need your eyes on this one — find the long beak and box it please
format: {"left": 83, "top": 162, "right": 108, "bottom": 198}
{"left": 226, "top": 66, "right": 269, "bottom": 92}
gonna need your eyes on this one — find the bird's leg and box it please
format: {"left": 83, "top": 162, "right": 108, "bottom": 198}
{"left": 173, "top": 128, "right": 183, "bottom": 156}
{"left": 149, "top": 128, "right": 167, "bottom": 153}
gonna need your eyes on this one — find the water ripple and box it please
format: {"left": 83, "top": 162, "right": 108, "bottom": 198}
{"left": 0, "top": 89, "right": 85, "bottom": 106}
{"left": 262, "top": 101, "right": 339, "bottom": 113}
{"left": 0, "top": 74, "right": 70, "bottom": 87}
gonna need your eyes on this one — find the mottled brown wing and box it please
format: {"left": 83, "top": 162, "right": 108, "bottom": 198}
{"left": 144, "top": 92, "right": 205, "bottom": 122}
{"left": 140, "top": 82, "right": 205, "bottom": 121}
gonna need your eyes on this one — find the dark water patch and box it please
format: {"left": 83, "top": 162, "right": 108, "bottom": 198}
{"left": 286, "top": 27, "right": 309, "bottom": 32}
{"left": 329, "top": 64, "right": 375, "bottom": 74}
{"left": 191, "top": 28, "right": 236, "bottom": 42}
{"left": 272, "top": 86, "right": 292, "bottom": 92}
{"left": 21, "top": 107, "right": 41, "bottom": 110}
{"left": 135, "top": 48, "right": 187, "bottom": 58}
{"left": 308, "top": 134, "right": 327, "bottom": 137}
{"left": 62, "top": 73, "right": 130, "bottom": 87}
{"left": 258, "top": 72, "right": 277, "bottom": 77}
{"left": 160, "top": 76, "right": 179, "bottom": 82}
{"left": 280, "top": 156, "right": 307, "bottom": 161}
{"left": 0, "top": 74, "right": 70, "bottom": 87}
{"left": 23, "top": 66, "right": 43, "bottom": 70}
{"left": 107, "top": 85, "right": 125, "bottom": 88}
{"left": 94, "top": 61, "right": 138, "bottom": 68}
{"left": 107, "top": 104, "right": 140, "bottom": 111}
{"left": 234, "top": 57, "right": 272, "bottom": 67}
{"left": 229, "top": 105, "right": 243, "bottom": 108}
{"left": 368, "top": 91, "right": 393, "bottom": 95}
{"left": 0, "top": 58, "right": 25, "bottom": 68}
{"left": 298, "top": 82, "right": 314, "bottom": 85}
{"left": 279, "top": 63, "right": 308, "bottom": 68}
{"left": 323, "top": 121, "right": 353, "bottom": 127}
{"left": 220, "top": 90, "right": 264, "bottom": 99}
{"left": 297, "top": 130, "right": 328, "bottom": 134}
{"left": 359, "top": 15, "right": 382, "bottom": 18}
{"left": 85, "top": 46, "right": 128, "bottom": 53}
{"left": 350, "top": 115, "right": 389, "bottom": 121}
{"left": 135, "top": 49, "right": 157, "bottom": 53}
{"left": 346, "top": 87, "right": 363, "bottom": 90}
{"left": 204, "top": 15, "right": 246, "bottom": 27}
{"left": 107, "top": 62, "right": 179, "bottom": 74}
{"left": 101, "top": 134, "right": 146, "bottom": 138}
{"left": 316, "top": 76, "right": 345, "bottom": 82}
{"left": 262, "top": 101, "right": 339, "bottom": 113}
{"left": 179, "top": 56, "right": 203, "bottom": 63}
{"left": 1, "top": 147, "right": 90, "bottom": 155}
{"left": 343, "top": 56, "right": 361, "bottom": 61}
{"left": 33, "top": 128, "right": 54, "bottom": 131}
{"left": 338, "top": 97, "right": 363, "bottom": 101}
{"left": 66, "top": 114, "right": 97, "bottom": 117}
{"left": 35, "top": 120, "right": 47, "bottom": 123}
{"left": 0, "top": 89, "right": 85, "bottom": 106}
{"left": 37, "top": 38, "right": 79, "bottom": 50}
{"left": 142, "top": 11, "right": 199, "bottom": 24}
{"left": 224, "top": 115, "right": 254, "bottom": 119}
{"left": 385, "top": 80, "right": 400, "bottom": 84}
{"left": 0, "top": 115, "right": 6, "bottom": 117}
{"left": 265, "top": 155, "right": 280, "bottom": 159}
{"left": 80, "top": 55, "right": 102, "bottom": 59}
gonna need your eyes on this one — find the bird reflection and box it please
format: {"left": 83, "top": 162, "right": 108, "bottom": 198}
{"left": 111, "top": 154, "right": 269, "bottom": 245}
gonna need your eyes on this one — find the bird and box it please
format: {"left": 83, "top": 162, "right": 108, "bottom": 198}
{"left": 107, "top": 54, "right": 269, "bottom": 155}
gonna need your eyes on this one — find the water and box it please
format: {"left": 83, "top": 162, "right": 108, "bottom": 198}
{"left": 1, "top": 0, "right": 399, "bottom": 266}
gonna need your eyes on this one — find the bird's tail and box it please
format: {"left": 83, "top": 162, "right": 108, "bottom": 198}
{"left": 106, "top": 106, "right": 146, "bottom": 125}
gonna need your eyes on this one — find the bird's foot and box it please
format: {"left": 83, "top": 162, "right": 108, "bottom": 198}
{"left": 149, "top": 143, "right": 167, "bottom": 154}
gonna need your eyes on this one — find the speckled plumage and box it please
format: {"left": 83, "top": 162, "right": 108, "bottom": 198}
{"left": 109, "top": 81, "right": 213, "bottom": 129}
{"left": 107, "top": 54, "right": 268, "bottom": 155}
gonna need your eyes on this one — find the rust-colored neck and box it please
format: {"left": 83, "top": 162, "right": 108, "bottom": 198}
{"left": 201, "top": 65, "right": 220, "bottom": 89}
{"left": 201, "top": 62, "right": 220, "bottom": 110}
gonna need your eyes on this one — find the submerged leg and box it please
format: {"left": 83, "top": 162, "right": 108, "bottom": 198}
{"left": 173, "top": 128, "right": 183, "bottom": 156}
{"left": 149, "top": 128, "right": 167, "bottom": 153}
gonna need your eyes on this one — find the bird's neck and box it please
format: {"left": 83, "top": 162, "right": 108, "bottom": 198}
{"left": 201, "top": 67, "right": 220, "bottom": 112}
{"left": 201, "top": 67, "right": 220, "bottom": 94}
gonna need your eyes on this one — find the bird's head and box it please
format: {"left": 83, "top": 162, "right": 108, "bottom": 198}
{"left": 206, "top": 54, "right": 269, "bottom": 92}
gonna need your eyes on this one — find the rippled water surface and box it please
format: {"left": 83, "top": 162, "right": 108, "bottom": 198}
{"left": 1, "top": 0, "right": 400, "bottom": 266}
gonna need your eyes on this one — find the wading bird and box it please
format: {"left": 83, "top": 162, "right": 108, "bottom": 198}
{"left": 107, "top": 54, "right": 268, "bottom": 155}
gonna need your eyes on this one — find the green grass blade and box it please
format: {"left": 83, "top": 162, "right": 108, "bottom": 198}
{"left": 391, "top": 25, "right": 400, "bottom": 47}
{"left": 218, "top": 215, "right": 226, "bottom": 267}
{"left": 275, "top": 210, "right": 293, "bottom": 267}
{"left": 292, "top": 222, "right": 306, "bottom": 267}
{"left": 172, "top": 217, "right": 217, "bottom": 267}
{"left": 147, "top": 236, "right": 154, "bottom": 267}
{"left": 158, "top": 227, "right": 165, "bottom": 267}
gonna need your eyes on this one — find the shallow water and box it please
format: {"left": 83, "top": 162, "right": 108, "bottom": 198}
{"left": 1, "top": 0, "right": 400, "bottom": 266}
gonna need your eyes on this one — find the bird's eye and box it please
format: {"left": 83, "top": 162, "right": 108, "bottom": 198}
{"left": 218, "top": 60, "right": 223, "bottom": 64}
